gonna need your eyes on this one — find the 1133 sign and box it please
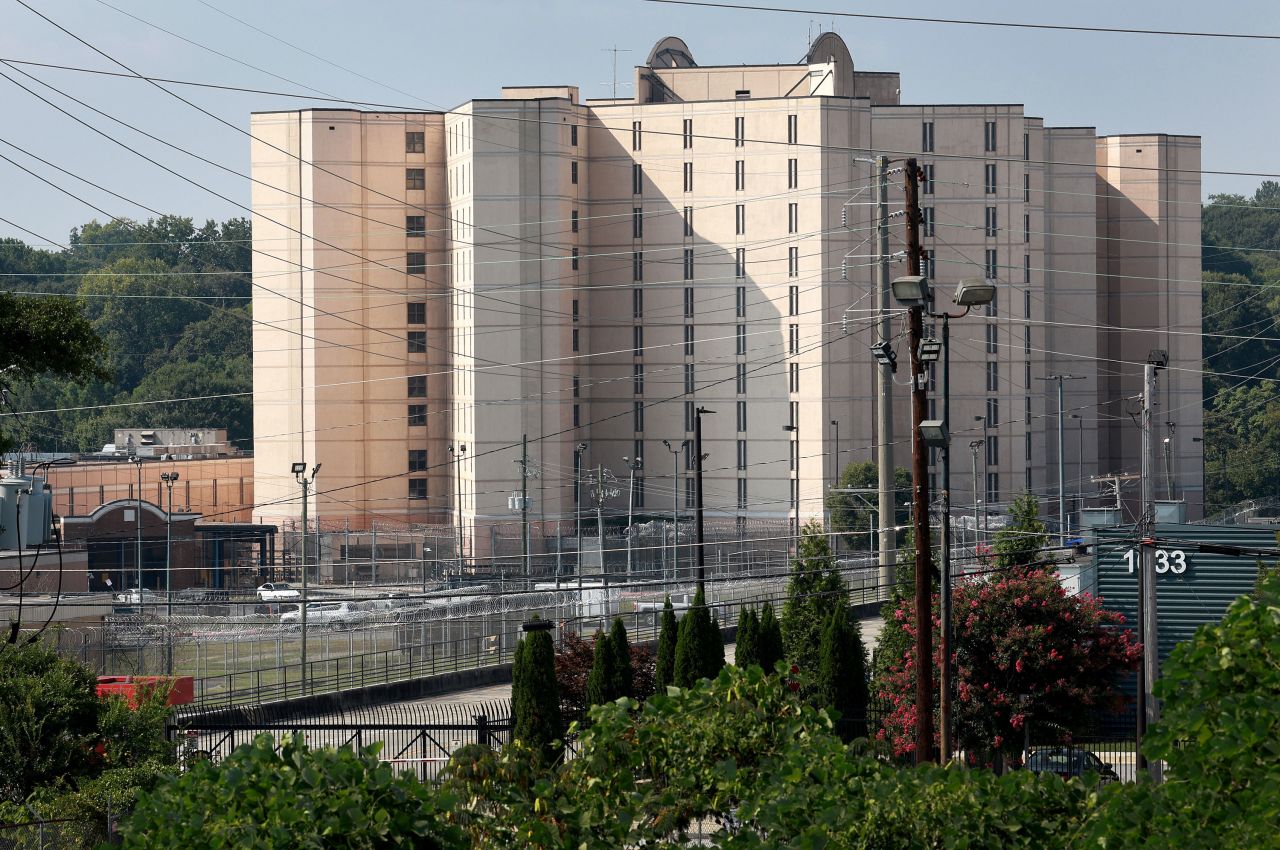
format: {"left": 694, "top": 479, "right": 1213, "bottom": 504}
{"left": 1122, "top": 548, "right": 1188, "bottom": 574}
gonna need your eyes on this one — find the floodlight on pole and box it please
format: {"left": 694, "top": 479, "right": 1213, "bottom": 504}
{"left": 291, "top": 462, "right": 306, "bottom": 474}
{"left": 869, "top": 340, "right": 897, "bottom": 372}
{"left": 890, "top": 274, "right": 930, "bottom": 307}
{"left": 918, "top": 338, "right": 942, "bottom": 362}
{"left": 952, "top": 277, "right": 997, "bottom": 308}
{"left": 919, "top": 420, "right": 949, "bottom": 447}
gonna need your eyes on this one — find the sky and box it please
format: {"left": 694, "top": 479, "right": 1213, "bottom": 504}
{"left": 0, "top": 0, "right": 1276, "bottom": 247}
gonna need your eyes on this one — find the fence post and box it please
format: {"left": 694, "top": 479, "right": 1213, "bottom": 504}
{"left": 475, "top": 714, "right": 489, "bottom": 749}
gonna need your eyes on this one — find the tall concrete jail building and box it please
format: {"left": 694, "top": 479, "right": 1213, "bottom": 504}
{"left": 250, "top": 33, "right": 1202, "bottom": 556}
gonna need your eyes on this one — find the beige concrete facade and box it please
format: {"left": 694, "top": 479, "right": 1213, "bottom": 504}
{"left": 250, "top": 33, "right": 1202, "bottom": 553}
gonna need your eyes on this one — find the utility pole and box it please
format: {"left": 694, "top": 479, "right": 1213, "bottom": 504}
{"left": 574, "top": 442, "right": 587, "bottom": 595}
{"left": 131, "top": 454, "right": 143, "bottom": 597}
{"left": 695, "top": 407, "right": 714, "bottom": 595}
{"left": 1040, "top": 375, "right": 1086, "bottom": 544}
{"left": 875, "top": 155, "right": 896, "bottom": 596}
{"left": 592, "top": 465, "right": 619, "bottom": 578}
{"left": 662, "top": 439, "right": 688, "bottom": 583}
{"left": 969, "top": 440, "right": 983, "bottom": 551}
{"left": 938, "top": 316, "right": 954, "bottom": 761}
{"left": 1138, "top": 353, "right": 1164, "bottom": 780}
{"left": 975, "top": 415, "right": 991, "bottom": 542}
{"left": 448, "top": 444, "right": 466, "bottom": 582}
{"left": 783, "top": 420, "right": 800, "bottom": 555}
{"left": 903, "top": 158, "right": 935, "bottom": 765}
{"left": 517, "top": 435, "right": 531, "bottom": 585}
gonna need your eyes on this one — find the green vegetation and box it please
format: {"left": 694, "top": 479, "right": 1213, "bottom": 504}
{"left": 779, "top": 521, "right": 846, "bottom": 677}
{"left": 992, "top": 492, "right": 1049, "bottom": 571}
{"left": 1201, "top": 183, "right": 1280, "bottom": 511}
{"left": 584, "top": 629, "right": 617, "bottom": 709}
{"left": 0, "top": 216, "right": 251, "bottom": 452}
{"left": 825, "top": 461, "right": 911, "bottom": 550}
{"left": 653, "top": 596, "right": 677, "bottom": 690}
{"left": 672, "top": 586, "right": 723, "bottom": 688}
{"left": 755, "top": 601, "right": 784, "bottom": 672}
{"left": 733, "top": 606, "right": 759, "bottom": 668}
{"left": 122, "top": 734, "right": 458, "bottom": 850}
{"left": 511, "top": 621, "right": 561, "bottom": 764}
{"left": 607, "top": 617, "right": 633, "bottom": 699}
{"left": 816, "top": 606, "right": 869, "bottom": 740}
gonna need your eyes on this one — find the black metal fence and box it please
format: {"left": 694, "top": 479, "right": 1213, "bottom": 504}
{"left": 168, "top": 698, "right": 512, "bottom": 784}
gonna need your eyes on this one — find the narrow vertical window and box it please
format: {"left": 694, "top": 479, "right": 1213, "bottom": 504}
{"left": 1024, "top": 213, "right": 1030, "bottom": 243}
{"left": 1023, "top": 132, "right": 1030, "bottom": 161}
{"left": 736, "top": 400, "right": 747, "bottom": 432}
{"left": 735, "top": 203, "right": 746, "bottom": 235}
{"left": 737, "top": 440, "right": 747, "bottom": 470}
{"left": 788, "top": 285, "right": 798, "bottom": 317}
{"left": 570, "top": 124, "right": 578, "bottom": 146}
{"left": 922, "top": 120, "right": 934, "bottom": 153}
{"left": 986, "top": 361, "right": 999, "bottom": 392}
{"left": 1024, "top": 254, "right": 1031, "bottom": 284}
{"left": 1023, "top": 173, "right": 1030, "bottom": 202}
{"left": 632, "top": 207, "right": 643, "bottom": 239}
{"left": 984, "top": 120, "right": 997, "bottom": 152}
{"left": 683, "top": 162, "right": 693, "bottom": 192}
{"left": 986, "top": 323, "right": 998, "bottom": 354}
{"left": 572, "top": 298, "right": 579, "bottom": 322}
{"left": 922, "top": 164, "right": 934, "bottom": 194}
{"left": 736, "top": 324, "right": 747, "bottom": 355}
{"left": 789, "top": 323, "right": 799, "bottom": 355}
{"left": 571, "top": 247, "right": 579, "bottom": 270}
{"left": 787, "top": 113, "right": 798, "bottom": 144}
{"left": 631, "top": 120, "right": 642, "bottom": 151}
{"left": 682, "top": 118, "right": 693, "bottom": 149}
{"left": 684, "top": 363, "right": 695, "bottom": 395}
{"left": 922, "top": 206, "right": 934, "bottom": 237}
{"left": 789, "top": 362, "right": 800, "bottom": 393}
{"left": 788, "top": 202, "right": 798, "bottom": 234}
{"left": 632, "top": 287, "right": 643, "bottom": 319}
{"left": 787, "top": 158, "right": 798, "bottom": 189}
{"left": 735, "top": 160, "right": 745, "bottom": 191}
{"left": 984, "top": 163, "right": 996, "bottom": 194}
{"left": 684, "top": 324, "right": 694, "bottom": 357}
{"left": 634, "top": 401, "right": 644, "bottom": 432}
{"left": 734, "top": 116, "right": 745, "bottom": 147}
{"left": 633, "top": 325, "right": 643, "bottom": 356}
{"left": 735, "top": 247, "right": 746, "bottom": 279}
{"left": 570, "top": 209, "right": 579, "bottom": 233}
{"left": 634, "top": 363, "right": 644, "bottom": 395}
{"left": 683, "top": 206, "right": 693, "bottom": 237}
{"left": 683, "top": 248, "right": 694, "bottom": 280}
{"left": 788, "top": 246, "right": 799, "bottom": 278}
{"left": 985, "top": 248, "right": 998, "bottom": 279}
{"left": 736, "top": 363, "right": 747, "bottom": 395}
{"left": 632, "top": 250, "right": 643, "bottom": 281}
{"left": 735, "top": 285, "right": 746, "bottom": 318}
{"left": 985, "top": 206, "right": 998, "bottom": 238}
{"left": 570, "top": 161, "right": 579, "bottom": 185}
{"left": 571, "top": 328, "right": 579, "bottom": 352}
{"left": 684, "top": 287, "right": 694, "bottom": 319}
{"left": 632, "top": 163, "right": 642, "bottom": 195}
{"left": 737, "top": 478, "right": 748, "bottom": 510}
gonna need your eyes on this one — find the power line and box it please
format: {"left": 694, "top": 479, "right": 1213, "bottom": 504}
{"left": 642, "top": 0, "right": 1280, "bottom": 41}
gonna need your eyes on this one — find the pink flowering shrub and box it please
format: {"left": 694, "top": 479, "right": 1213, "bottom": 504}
{"left": 878, "top": 567, "right": 1139, "bottom": 761}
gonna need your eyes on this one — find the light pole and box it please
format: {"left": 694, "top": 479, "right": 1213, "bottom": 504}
{"left": 291, "top": 461, "right": 320, "bottom": 695}
{"left": 160, "top": 471, "right": 179, "bottom": 675}
{"left": 922, "top": 276, "right": 998, "bottom": 763}
{"left": 448, "top": 444, "right": 466, "bottom": 581}
{"left": 1039, "top": 374, "right": 1086, "bottom": 544}
{"left": 574, "top": 442, "right": 587, "bottom": 593}
{"left": 975, "top": 414, "right": 990, "bottom": 540}
{"left": 1071, "top": 414, "right": 1084, "bottom": 530}
{"left": 662, "top": 439, "right": 688, "bottom": 583}
{"left": 623, "top": 455, "right": 642, "bottom": 578}
{"left": 783, "top": 422, "right": 799, "bottom": 556}
{"left": 694, "top": 407, "right": 714, "bottom": 595}
{"left": 969, "top": 440, "right": 984, "bottom": 550}
{"left": 130, "top": 455, "right": 143, "bottom": 599}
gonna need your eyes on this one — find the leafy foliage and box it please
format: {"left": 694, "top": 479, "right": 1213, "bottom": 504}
{"left": 556, "top": 631, "right": 654, "bottom": 723}
{"left": 780, "top": 521, "right": 846, "bottom": 677}
{"left": 654, "top": 596, "right": 677, "bottom": 689}
{"left": 733, "top": 607, "right": 759, "bottom": 669}
{"left": 122, "top": 734, "right": 460, "bottom": 849}
{"left": 824, "top": 461, "right": 911, "bottom": 550}
{"left": 992, "top": 493, "right": 1049, "bottom": 572}
{"left": 755, "top": 601, "right": 784, "bottom": 673}
{"left": 816, "top": 606, "right": 869, "bottom": 740}
{"left": 878, "top": 568, "right": 1139, "bottom": 760}
{"left": 672, "top": 586, "right": 723, "bottom": 688}
{"left": 511, "top": 624, "right": 561, "bottom": 764}
{"left": 608, "top": 617, "right": 633, "bottom": 699}
{"left": 584, "top": 630, "right": 617, "bottom": 710}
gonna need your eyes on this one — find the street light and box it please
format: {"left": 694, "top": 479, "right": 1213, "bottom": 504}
{"left": 293, "top": 462, "right": 320, "bottom": 694}
{"left": 952, "top": 277, "right": 997, "bottom": 307}
{"left": 130, "top": 455, "right": 144, "bottom": 602}
{"left": 694, "top": 407, "right": 715, "bottom": 594}
{"left": 661, "top": 439, "right": 689, "bottom": 583}
{"left": 574, "top": 442, "right": 588, "bottom": 593}
{"left": 160, "top": 471, "right": 179, "bottom": 675}
{"left": 869, "top": 340, "right": 898, "bottom": 372}
{"left": 917, "top": 338, "right": 942, "bottom": 362}
{"left": 919, "top": 420, "right": 948, "bottom": 446}
{"left": 890, "top": 274, "right": 930, "bottom": 307}
{"left": 783, "top": 423, "right": 800, "bottom": 557}
{"left": 623, "top": 455, "right": 643, "bottom": 579}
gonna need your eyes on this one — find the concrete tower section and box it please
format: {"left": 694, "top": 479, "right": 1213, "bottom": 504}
{"left": 249, "top": 33, "right": 1203, "bottom": 561}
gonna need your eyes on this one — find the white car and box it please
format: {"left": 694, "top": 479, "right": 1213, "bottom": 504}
{"left": 256, "top": 582, "right": 301, "bottom": 602}
{"left": 280, "top": 601, "right": 370, "bottom": 626}
{"left": 114, "top": 589, "right": 163, "bottom": 605}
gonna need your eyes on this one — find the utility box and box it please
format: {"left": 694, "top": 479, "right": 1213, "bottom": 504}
{"left": 96, "top": 675, "right": 195, "bottom": 708}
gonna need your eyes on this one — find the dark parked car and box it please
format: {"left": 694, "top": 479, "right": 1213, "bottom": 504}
{"left": 1024, "top": 747, "right": 1119, "bottom": 783}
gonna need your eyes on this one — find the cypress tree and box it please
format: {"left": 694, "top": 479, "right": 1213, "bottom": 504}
{"left": 816, "top": 607, "right": 869, "bottom": 740}
{"left": 735, "top": 607, "right": 760, "bottom": 669}
{"left": 608, "top": 617, "right": 634, "bottom": 698}
{"left": 674, "top": 587, "right": 723, "bottom": 688}
{"left": 781, "top": 521, "right": 845, "bottom": 675}
{"left": 757, "top": 601, "right": 785, "bottom": 673}
{"left": 707, "top": 608, "right": 725, "bottom": 677}
{"left": 655, "top": 596, "right": 678, "bottom": 690}
{"left": 584, "top": 630, "right": 617, "bottom": 708}
{"left": 511, "top": 622, "right": 561, "bottom": 762}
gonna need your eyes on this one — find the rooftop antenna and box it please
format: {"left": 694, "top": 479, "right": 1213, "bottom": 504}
{"left": 603, "top": 46, "right": 632, "bottom": 99}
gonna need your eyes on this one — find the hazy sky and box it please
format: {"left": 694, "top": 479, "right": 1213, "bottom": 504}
{"left": 0, "top": 0, "right": 1275, "bottom": 246}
